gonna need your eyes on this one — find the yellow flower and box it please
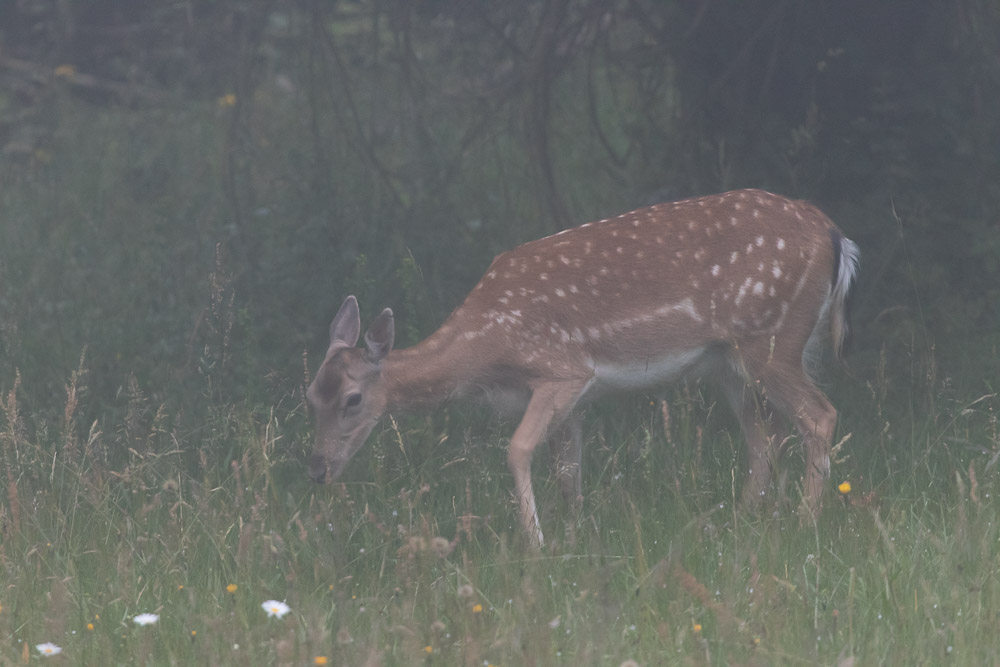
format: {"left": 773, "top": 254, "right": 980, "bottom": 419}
{"left": 217, "top": 93, "right": 237, "bottom": 108}
{"left": 178, "top": 584, "right": 185, "bottom": 590}
{"left": 314, "top": 657, "right": 328, "bottom": 665}
{"left": 693, "top": 623, "right": 702, "bottom": 633}
{"left": 838, "top": 481, "right": 852, "bottom": 495}
{"left": 472, "top": 603, "right": 483, "bottom": 613}
{"left": 191, "top": 630, "right": 197, "bottom": 638}
{"left": 54, "top": 64, "right": 76, "bottom": 78}
{"left": 226, "top": 584, "right": 238, "bottom": 594}
{"left": 424, "top": 645, "right": 433, "bottom": 654}
{"left": 87, "top": 623, "right": 94, "bottom": 631}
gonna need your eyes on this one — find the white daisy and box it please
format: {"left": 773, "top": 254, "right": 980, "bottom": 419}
{"left": 36, "top": 643, "right": 62, "bottom": 656}
{"left": 133, "top": 613, "right": 160, "bottom": 626}
{"left": 261, "top": 599, "right": 291, "bottom": 619}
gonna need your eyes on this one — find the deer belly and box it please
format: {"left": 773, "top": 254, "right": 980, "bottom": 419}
{"left": 590, "top": 346, "right": 707, "bottom": 392}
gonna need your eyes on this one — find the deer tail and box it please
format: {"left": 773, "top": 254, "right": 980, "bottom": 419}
{"left": 828, "top": 229, "right": 861, "bottom": 362}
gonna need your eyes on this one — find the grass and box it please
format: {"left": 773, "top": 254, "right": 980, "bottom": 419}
{"left": 2, "top": 347, "right": 999, "bottom": 665}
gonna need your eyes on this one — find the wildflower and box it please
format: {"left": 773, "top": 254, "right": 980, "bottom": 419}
{"left": 472, "top": 604, "right": 484, "bottom": 614}
{"left": 226, "top": 584, "right": 238, "bottom": 594}
{"left": 838, "top": 481, "right": 852, "bottom": 495}
{"left": 261, "top": 600, "right": 291, "bottom": 619}
{"left": 431, "top": 536, "right": 452, "bottom": 557}
{"left": 693, "top": 623, "right": 702, "bottom": 633}
{"left": 87, "top": 623, "right": 94, "bottom": 631}
{"left": 217, "top": 93, "right": 237, "bottom": 108}
{"left": 314, "top": 657, "right": 329, "bottom": 665}
{"left": 36, "top": 643, "right": 62, "bottom": 656}
{"left": 424, "top": 645, "right": 433, "bottom": 654}
{"left": 134, "top": 613, "right": 160, "bottom": 626}
{"left": 457, "top": 584, "right": 474, "bottom": 599}
{"left": 191, "top": 630, "right": 197, "bottom": 638}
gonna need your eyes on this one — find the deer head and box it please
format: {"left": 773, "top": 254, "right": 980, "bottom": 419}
{"left": 306, "top": 295, "right": 395, "bottom": 483}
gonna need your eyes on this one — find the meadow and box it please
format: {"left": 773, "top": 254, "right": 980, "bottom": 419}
{"left": 3, "top": 315, "right": 999, "bottom": 666}
{"left": 2, "top": 35, "right": 1000, "bottom": 666}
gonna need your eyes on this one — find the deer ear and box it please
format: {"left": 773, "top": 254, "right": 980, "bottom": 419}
{"left": 329, "top": 295, "right": 361, "bottom": 348}
{"left": 364, "top": 308, "right": 394, "bottom": 363}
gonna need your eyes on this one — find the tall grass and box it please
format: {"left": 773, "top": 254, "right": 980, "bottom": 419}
{"left": 2, "top": 335, "right": 999, "bottom": 665}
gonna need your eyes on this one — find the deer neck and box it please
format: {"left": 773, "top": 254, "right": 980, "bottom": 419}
{"left": 382, "top": 327, "right": 479, "bottom": 412}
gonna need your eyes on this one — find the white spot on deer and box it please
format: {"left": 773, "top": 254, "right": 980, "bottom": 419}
{"left": 587, "top": 326, "right": 601, "bottom": 340}
{"left": 687, "top": 220, "right": 696, "bottom": 230}
{"left": 534, "top": 255, "right": 541, "bottom": 263}
{"left": 711, "top": 264, "right": 721, "bottom": 276}
{"left": 690, "top": 278, "right": 700, "bottom": 289}
{"left": 771, "top": 262, "right": 782, "bottom": 279}
{"left": 505, "top": 290, "right": 514, "bottom": 297}
{"left": 532, "top": 294, "right": 550, "bottom": 304}
{"left": 628, "top": 233, "right": 638, "bottom": 241}
{"left": 559, "top": 255, "right": 570, "bottom": 265}
{"left": 753, "top": 209, "right": 761, "bottom": 218}
{"left": 756, "top": 235, "right": 765, "bottom": 246}
{"left": 591, "top": 289, "right": 600, "bottom": 296}
{"left": 555, "top": 288, "right": 566, "bottom": 298}
{"left": 599, "top": 267, "right": 609, "bottom": 276}
{"left": 730, "top": 251, "right": 739, "bottom": 264}
{"left": 776, "top": 238, "right": 786, "bottom": 250}
{"left": 694, "top": 248, "right": 706, "bottom": 261}
{"left": 612, "top": 230, "right": 620, "bottom": 237}
{"left": 508, "top": 258, "right": 517, "bottom": 267}
{"left": 768, "top": 285, "right": 776, "bottom": 297}
{"left": 753, "top": 281, "right": 764, "bottom": 296}
{"left": 735, "top": 276, "right": 753, "bottom": 306}
{"left": 487, "top": 271, "right": 497, "bottom": 279}
{"left": 617, "top": 247, "right": 624, "bottom": 254}
{"left": 498, "top": 297, "right": 509, "bottom": 305}
{"left": 584, "top": 241, "right": 593, "bottom": 254}
{"left": 632, "top": 219, "right": 641, "bottom": 227}
{"left": 745, "top": 243, "right": 754, "bottom": 255}
{"left": 656, "top": 236, "right": 664, "bottom": 244}
{"left": 757, "top": 262, "right": 765, "bottom": 272}
{"left": 734, "top": 202, "right": 743, "bottom": 211}
{"left": 569, "top": 284, "right": 579, "bottom": 294}
{"left": 539, "top": 273, "right": 549, "bottom": 280}
{"left": 730, "top": 216, "right": 738, "bottom": 226}
{"left": 572, "top": 328, "right": 586, "bottom": 343}
{"left": 554, "top": 240, "right": 570, "bottom": 247}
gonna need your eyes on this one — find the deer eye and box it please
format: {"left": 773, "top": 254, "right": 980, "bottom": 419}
{"left": 344, "top": 392, "right": 363, "bottom": 410}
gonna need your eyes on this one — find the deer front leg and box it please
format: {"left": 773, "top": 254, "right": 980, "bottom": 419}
{"left": 508, "top": 381, "right": 589, "bottom": 548}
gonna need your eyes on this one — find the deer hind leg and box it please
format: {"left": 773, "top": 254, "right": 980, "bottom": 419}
{"left": 549, "top": 413, "right": 584, "bottom": 512}
{"left": 508, "top": 381, "right": 589, "bottom": 548}
{"left": 751, "top": 365, "right": 837, "bottom": 519}
{"left": 719, "top": 373, "right": 790, "bottom": 509}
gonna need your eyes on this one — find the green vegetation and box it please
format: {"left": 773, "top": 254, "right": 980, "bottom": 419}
{"left": 1, "top": 1, "right": 999, "bottom": 664}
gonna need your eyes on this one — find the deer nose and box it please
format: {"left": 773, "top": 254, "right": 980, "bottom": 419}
{"left": 307, "top": 454, "right": 328, "bottom": 483}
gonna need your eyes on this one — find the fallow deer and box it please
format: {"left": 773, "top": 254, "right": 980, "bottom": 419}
{"left": 306, "top": 189, "right": 860, "bottom": 546}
